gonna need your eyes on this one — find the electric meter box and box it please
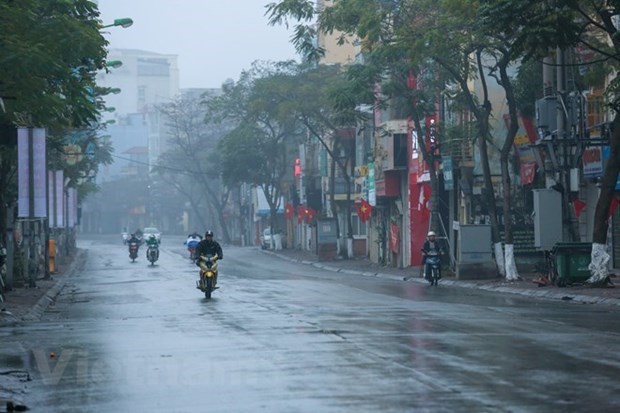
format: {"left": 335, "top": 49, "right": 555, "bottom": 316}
{"left": 533, "top": 188, "right": 563, "bottom": 250}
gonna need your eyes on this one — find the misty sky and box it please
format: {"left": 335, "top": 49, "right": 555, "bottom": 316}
{"left": 97, "top": 0, "right": 299, "bottom": 88}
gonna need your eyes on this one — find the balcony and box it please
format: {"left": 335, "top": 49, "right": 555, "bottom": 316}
{"left": 377, "top": 120, "right": 409, "bottom": 172}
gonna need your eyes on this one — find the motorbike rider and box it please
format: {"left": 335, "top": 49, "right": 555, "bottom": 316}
{"left": 196, "top": 230, "right": 223, "bottom": 285}
{"left": 195, "top": 230, "right": 223, "bottom": 260}
{"left": 421, "top": 231, "right": 444, "bottom": 281}
{"left": 185, "top": 231, "right": 202, "bottom": 260}
{"left": 127, "top": 233, "right": 141, "bottom": 246}
{"left": 145, "top": 234, "right": 160, "bottom": 260}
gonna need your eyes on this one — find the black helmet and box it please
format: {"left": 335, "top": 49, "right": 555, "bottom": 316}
{"left": 205, "top": 230, "right": 214, "bottom": 238}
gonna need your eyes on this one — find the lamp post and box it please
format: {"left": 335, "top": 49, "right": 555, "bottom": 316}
{"left": 101, "top": 18, "right": 133, "bottom": 29}
{"left": 106, "top": 60, "right": 123, "bottom": 69}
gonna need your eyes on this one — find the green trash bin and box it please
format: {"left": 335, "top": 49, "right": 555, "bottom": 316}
{"left": 552, "top": 242, "right": 592, "bottom": 286}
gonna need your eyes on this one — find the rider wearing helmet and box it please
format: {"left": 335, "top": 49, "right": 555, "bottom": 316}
{"left": 421, "top": 231, "right": 444, "bottom": 281}
{"left": 145, "top": 234, "right": 160, "bottom": 260}
{"left": 195, "top": 230, "right": 223, "bottom": 261}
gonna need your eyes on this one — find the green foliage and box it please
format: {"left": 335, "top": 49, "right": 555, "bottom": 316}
{"left": 206, "top": 61, "right": 303, "bottom": 192}
{"left": 0, "top": 0, "right": 109, "bottom": 128}
{"left": 0, "top": 0, "right": 113, "bottom": 219}
{"left": 513, "top": 59, "right": 543, "bottom": 118}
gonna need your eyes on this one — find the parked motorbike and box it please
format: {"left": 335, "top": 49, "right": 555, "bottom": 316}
{"left": 196, "top": 254, "right": 219, "bottom": 299}
{"left": 425, "top": 251, "right": 441, "bottom": 286}
{"left": 146, "top": 244, "right": 159, "bottom": 266}
{"left": 128, "top": 241, "right": 140, "bottom": 262}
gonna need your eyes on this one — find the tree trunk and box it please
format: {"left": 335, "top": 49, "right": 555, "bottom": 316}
{"left": 588, "top": 113, "right": 620, "bottom": 285}
{"left": 499, "top": 61, "right": 520, "bottom": 281}
{"left": 475, "top": 51, "right": 502, "bottom": 276}
{"left": 345, "top": 173, "right": 353, "bottom": 258}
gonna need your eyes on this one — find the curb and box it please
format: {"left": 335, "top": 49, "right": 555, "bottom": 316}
{"left": 21, "top": 249, "right": 88, "bottom": 322}
{"left": 262, "top": 249, "right": 620, "bottom": 306}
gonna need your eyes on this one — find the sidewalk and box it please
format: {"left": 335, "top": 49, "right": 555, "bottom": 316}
{"left": 263, "top": 248, "right": 620, "bottom": 307}
{"left": 0, "top": 249, "right": 87, "bottom": 325}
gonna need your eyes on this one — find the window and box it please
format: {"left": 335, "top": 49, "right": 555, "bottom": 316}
{"left": 352, "top": 214, "right": 367, "bottom": 237}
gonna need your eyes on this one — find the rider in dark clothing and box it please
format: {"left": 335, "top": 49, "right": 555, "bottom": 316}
{"left": 421, "top": 231, "right": 443, "bottom": 280}
{"left": 128, "top": 233, "right": 141, "bottom": 245}
{"left": 195, "top": 230, "right": 223, "bottom": 261}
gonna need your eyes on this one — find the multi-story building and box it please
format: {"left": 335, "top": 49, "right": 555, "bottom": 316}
{"left": 82, "top": 49, "right": 179, "bottom": 234}
{"left": 97, "top": 48, "right": 180, "bottom": 173}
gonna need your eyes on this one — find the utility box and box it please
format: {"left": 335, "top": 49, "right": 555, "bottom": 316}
{"left": 456, "top": 224, "right": 496, "bottom": 280}
{"left": 533, "top": 188, "right": 563, "bottom": 250}
{"left": 535, "top": 97, "right": 558, "bottom": 134}
{"left": 317, "top": 218, "right": 338, "bottom": 261}
{"left": 458, "top": 225, "right": 492, "bottom": 263}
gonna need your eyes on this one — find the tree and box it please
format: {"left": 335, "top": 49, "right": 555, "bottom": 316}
{"left": 491, "top": 0, "right": 620, "bottom": 285}
{"left": 206, "top": 61, "right": 303, "bottom": 240}
{"left": 267, "top": 0, "right": 501, "bottom": 265}
{"left": 275, "top": 64, "right": 361, "bottom": 256}
{"left": 559, "top": 0, "right": 620, "bottom": 285}
{"left": 157, "top": 94, "right": 233, "bottom": 243}
{"left": 0, "top": 0, "right": 110, "bottom": 247}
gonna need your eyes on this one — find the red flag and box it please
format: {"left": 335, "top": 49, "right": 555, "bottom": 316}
{"left": 358, "top": 198, "right": 372, "bottom": 222}
{"left": 284, "top": 203, "right": 294, "bottom": 220}
{"left": 417, "top": 183, "right": 431, "bottom": 219}
{"left": 297, "top": 205, "right": 306, "bottom": 223}
{"left": 572, "top": 199, "right": 586, "bottom": 219}
{"left": 520, "top": 162, "right": 537, "bottom": 185}
{"left": 609, "top": 197, "right": 620, "bottom": 218}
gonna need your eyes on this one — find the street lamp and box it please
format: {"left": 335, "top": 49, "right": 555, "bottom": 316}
{"left": 101, "top": 18, "right": 133, "bottom": 29}
{"left": 106, "top": 60, "right": 123, "bottom": 69}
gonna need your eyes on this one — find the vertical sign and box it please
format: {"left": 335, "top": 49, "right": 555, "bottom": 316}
{"left": 68, "top": 188, "right": 77, "bottom": 228}
{"left": 17, "top": 128, "right": 47, "bottom": 218}
{"left": 368, "top": 161, "right": 376, "bottom": 206}
{"left": 48, "top": 171, "right": 55, "bottom": 227}
{"left": 55, "top": 170, "right": 64, "bottom": 228}
{"left": 17, "top": 129, "right": 29, "bottom": 217}
{"left": 442, "top": 156, "right": 454, "bottom": 190}
{"left": 33, "top": 128, "right": 46, "bottom": 217}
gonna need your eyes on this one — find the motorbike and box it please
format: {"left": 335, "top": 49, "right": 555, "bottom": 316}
{"left": 196, "top": 254, "right": 219, "bottom": 299}
{"left": 425, "top": 251, "right": 441, "bottom": 286}
{"left": 121, "top": 232, "right": 129, "bottom": 245}
{"left": 128, "top": 241, "right": 140, "bottom": 262}
{"left": 186, "top": 238, "right": 200, "bottom": 262}
{"left": 146, "top": 244, "right": 159, "bottom": 266}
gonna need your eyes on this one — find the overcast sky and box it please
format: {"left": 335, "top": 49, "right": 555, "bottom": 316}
{"left": 97, "top": 0, "right": 299, "bottom": 89}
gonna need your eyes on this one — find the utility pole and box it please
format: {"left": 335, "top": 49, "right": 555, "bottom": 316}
{"left": 556, "top": 48, "right": 579, "bottom": 242}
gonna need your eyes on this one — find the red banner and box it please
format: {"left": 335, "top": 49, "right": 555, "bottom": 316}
{"left": 520, "top": 162, "right": 537, "bottom": 185}
{"left": 410, "top": 177, "right": 431, "bottom": 266}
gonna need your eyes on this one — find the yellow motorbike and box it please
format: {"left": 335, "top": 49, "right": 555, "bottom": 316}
{"left": 197, "top": 254, "right": 218, "bottom": 299}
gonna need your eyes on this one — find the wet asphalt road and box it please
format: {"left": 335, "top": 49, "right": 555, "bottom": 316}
{"left": 2, "top": 235, "right": 620, "bottom": 412}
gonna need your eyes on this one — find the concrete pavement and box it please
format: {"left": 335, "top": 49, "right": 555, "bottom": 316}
{"left": 2, "top": 245, "right": 619, "bottom": 327}
{"left": 263, "top": 248, "right": 620, "bottom": 307}
{"left": 0, "top": 249, "right": 86, "bottom": 325}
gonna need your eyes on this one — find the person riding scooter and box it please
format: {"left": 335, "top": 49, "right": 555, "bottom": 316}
{"left": 195, "top": 230, "right": 223, "bottom": 285}
{"left": 185, "top": 231, "right": 202, "bottom": 261}
{"left": 421, "top": 231, "right": 444, "bottom": 281}
{"left": 145, "top": 234, "right": 160, "bottom": 260}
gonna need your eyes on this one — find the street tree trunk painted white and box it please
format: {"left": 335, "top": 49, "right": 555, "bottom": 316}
{"left": 504, "top": 244, "right": 520, "bottom": 281}
{"left": 494, "top": 242, "right": 505, "bottom": 277}
{"left": 588, "top": 243, "right": 610, "bottom": 284}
